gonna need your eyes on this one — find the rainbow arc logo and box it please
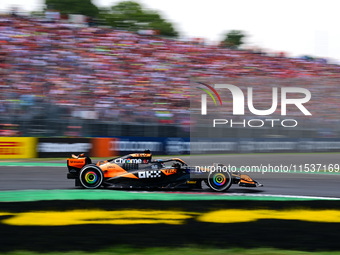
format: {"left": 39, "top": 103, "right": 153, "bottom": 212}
{"left": 196, "top": 82, "right": 222, "bottom": 115}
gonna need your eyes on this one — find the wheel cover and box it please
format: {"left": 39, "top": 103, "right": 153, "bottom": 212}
{"left": 213, "top": 173, "right": 226, "bottom": 186}
{"left": 208, "top": 171, "right": 232, "bottom": 191}
{"left": 80, "top": 166, "right": 103, "bottom": 189}
{"left": 84, "top": 171, "right": 98, "bottom": 184}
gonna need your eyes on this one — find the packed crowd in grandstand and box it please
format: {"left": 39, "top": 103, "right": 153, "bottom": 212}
{"left": 1, "top": 15, "right": 340, "bottom": 136}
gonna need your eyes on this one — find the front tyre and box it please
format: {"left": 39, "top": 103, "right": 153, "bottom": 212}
{"left": 79, "top": 165, "right": 103, "bottom": 189}
{"left": 207, "top": 171, "right": 232, "bottom": 192}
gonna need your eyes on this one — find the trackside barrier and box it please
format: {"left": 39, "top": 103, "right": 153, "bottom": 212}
{"left": 90, "top": 138, "right": 118, "bottom": 157}
{"left": 3, "top": 137, "right": 340, "bottom": 159}
{"left": 114, "top": 137, "right": 340, "bottom": 155}
{"left": 37, "top": 138, "right": 92, "bottom": 158}
{"left": 0, "top": 137, "right": 37, "bottom": 159}
{"left": 113, "top": 137, "right": 190, "bottom": 155}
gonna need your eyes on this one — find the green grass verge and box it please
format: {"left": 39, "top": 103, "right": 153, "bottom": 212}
{"left": 0, "top": 189, "right": 339, "bottom": 202}
{"left": 2, "top": 247, "right": 340, "bottom": 255}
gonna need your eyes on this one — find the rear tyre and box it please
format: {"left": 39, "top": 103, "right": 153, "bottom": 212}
{"left": 79, "top": 165, "right": 103, "bottom": 189}
{"left": 207, "top": 171, "right": 232, "bottom": 192}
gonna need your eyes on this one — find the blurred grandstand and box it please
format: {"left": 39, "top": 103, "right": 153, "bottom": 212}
{"left": 1, "top": 14, "right": 340, "bottom": 138}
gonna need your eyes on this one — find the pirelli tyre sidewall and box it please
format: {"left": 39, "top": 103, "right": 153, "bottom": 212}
{"left": 79, "top": 164, "right": 103, "bottom": 189}
{"left": 207, "top": 170, "right": 232, "bottom": 192}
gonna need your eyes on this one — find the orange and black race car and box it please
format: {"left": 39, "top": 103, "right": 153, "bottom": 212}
{"left": 67, "top": 150, "right": 262, "bottom": 191}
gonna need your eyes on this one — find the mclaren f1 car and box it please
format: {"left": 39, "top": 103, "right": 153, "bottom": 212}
{"left": 67, "top": 151, "right": 262, "bottom": 192}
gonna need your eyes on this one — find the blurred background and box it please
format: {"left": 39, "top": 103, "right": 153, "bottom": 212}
{"left": 1, "top": 0, "right": 340, "bottom": 156}
{"left": 1, "top": 3, "right": 340, "bottom": 254}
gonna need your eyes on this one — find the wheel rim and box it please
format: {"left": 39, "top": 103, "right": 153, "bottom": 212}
{"left": 80, "top": 167, "right": 103, "bottom": 189}
{"left": 208, "top": 172, "right": 231, "bottom": 191}
{"left": 84, "top": 171, "right": 98, "bottom": 184}
{"left": 213, "top": 173, "right": 226, "bottom": 186}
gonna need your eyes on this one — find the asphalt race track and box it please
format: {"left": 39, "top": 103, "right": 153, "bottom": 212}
{"left": 1, "top": 153, "right": 340, "bottom": 252}
{"left": 1, "top": 153, "right": 340, "bottom": 198}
